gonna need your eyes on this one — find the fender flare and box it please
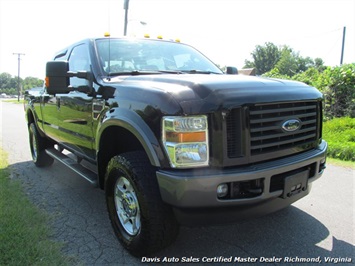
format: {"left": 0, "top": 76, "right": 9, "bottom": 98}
{"left": 25, "top": 101, "right": 46, "bottom": 138}
{"left": 96, "top": 108, "right": 165, "bottom": 167}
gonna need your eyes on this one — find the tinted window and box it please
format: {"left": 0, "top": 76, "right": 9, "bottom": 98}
{"left": 95, "top": 39, "right": 222, "bottom": 75}
{"left": 68, "top": 44, "right": 90, "bottom": 87}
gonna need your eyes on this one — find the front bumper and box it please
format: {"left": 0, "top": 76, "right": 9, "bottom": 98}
{"left": 156, "top": 140, "right": 327, "bottom": 225}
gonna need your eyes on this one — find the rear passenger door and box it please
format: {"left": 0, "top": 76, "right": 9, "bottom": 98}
{"left": 56, "top": 43, "right": 95, "bottom": 159}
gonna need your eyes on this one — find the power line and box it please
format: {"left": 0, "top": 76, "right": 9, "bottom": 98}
{"left": 284, "top": 27, "right": 343, "bottom": 43}
{"left": 324, "top": 34, "right": 343, "bottom": 63}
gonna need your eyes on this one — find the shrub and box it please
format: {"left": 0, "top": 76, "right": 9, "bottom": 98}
{"left": 323, "top": 117, "right": 355, "bottom": 161}
{"left": 293, "top": 67, "right": 320, "bottom": 87}
{"left": 263, "top": 63, "right": 355, "bottom": 119}
{"left": 318, "top": 64, "right": 355, "bottom": 119}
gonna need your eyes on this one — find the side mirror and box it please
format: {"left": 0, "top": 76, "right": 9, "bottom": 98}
{"left": 45, "top": 61, "right": 70, "bottom": 94}
{"left": 46, "top": 61, "right": 94, "bottom": 95}
{"left": 226, "top": 66, "right": 238, "bottom": 75}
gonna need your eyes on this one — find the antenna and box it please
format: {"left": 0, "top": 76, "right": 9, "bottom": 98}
{"left": 103, "top": 33, "right": 112, "bottom": 79}
{"left": 108, "top": 37, "right": 111, "bottom": 78}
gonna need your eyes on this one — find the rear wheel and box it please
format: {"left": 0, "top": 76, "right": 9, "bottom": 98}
{"left": 29, "top": 123, "right": 54, "bottom": 167}
{"left": 105, "top": 151, "right": 179, "bottom": 257}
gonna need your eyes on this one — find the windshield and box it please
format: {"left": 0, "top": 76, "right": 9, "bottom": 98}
{"left": 95, "top": 38, "right": 223, "bottom": 75}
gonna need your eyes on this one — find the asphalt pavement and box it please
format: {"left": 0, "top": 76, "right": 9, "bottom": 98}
{"left": 0, "top": 100, "right": 354, "bottom": 265}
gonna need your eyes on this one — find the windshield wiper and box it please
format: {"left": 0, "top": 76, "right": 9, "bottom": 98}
{"left": 180, "top": 70, "right": 222, "bottom": 74}
{"left": 108, "top": 69, "right": 221, "bottom": 77}
{"left": 156, "top": 70, "right": 184, "bottom": 74}
{"left": 109, "top": 70, "right": 162, "bottom": 76}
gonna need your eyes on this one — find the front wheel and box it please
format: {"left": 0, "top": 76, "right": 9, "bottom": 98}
{"left": 105, "top": 151, "right": 179, "bottom": 257}
{"left": 29, "top": 123, "right": 54, "bottom": 167}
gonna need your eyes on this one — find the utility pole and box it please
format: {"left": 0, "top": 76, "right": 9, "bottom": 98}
{"left": 13, "top": 52, "right": 25, "bottom": 101}
{"left": 340, "top": 26, "right": 346, "bottom": 65}
{"left": 123, "top": 0, "right": 129, "bottom": 36}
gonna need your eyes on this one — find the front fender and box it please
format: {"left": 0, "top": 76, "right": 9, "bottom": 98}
{"left": 24, "top": 95, "right": 46, "bottom": 137}
{"left": 96, "top": 108, "right": 166, "bottom": 167}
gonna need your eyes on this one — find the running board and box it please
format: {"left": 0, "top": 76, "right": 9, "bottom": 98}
{"left": 46, "top": 148, "right": 98, "bottom": 187}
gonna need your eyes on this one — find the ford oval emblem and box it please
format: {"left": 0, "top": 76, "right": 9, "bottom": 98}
{"left": 282, "top": 119, "right": 301, "bottom": 132}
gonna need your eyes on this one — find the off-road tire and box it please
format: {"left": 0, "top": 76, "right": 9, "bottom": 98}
{"left": 105, "top": 151, "right": 179, "bottom": 257}
{"left": 29, "top": 123, "right": 54, "bottom": 167}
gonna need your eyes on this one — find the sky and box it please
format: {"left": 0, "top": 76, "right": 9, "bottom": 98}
{"left": 0, "top": 0, "right": 354, "bottom": 79}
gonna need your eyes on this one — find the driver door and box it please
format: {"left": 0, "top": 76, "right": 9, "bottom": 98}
{"left": 56, "top": 43, "right": 95, "bottom": 159}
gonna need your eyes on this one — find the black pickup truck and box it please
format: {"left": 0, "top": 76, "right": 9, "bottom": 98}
{"left": 25, "top": 37, "right": 327, "bottom": 256}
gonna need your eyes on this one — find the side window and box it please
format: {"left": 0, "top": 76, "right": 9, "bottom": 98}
{"left": 68, "top": 44, "right": 90, "bottom": 88}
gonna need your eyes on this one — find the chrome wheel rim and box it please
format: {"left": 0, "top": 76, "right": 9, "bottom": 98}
{"left": 30, "top": 130, "right": 38, "bottom": 161}
{"left": 114, "top": 176, "right": 141, "bottom": 236}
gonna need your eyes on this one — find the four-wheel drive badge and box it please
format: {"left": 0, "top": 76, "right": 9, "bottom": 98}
{"left": 282, "top": 119, "right": 302, "bottom": 132}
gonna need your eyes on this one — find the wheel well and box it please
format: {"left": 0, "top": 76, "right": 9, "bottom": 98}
{"left": 26, "top": 110, "right": 35, "bottom": 125}
{"left": 26, "top": 110, "right": 46, "bottom": 138}
{"left": 97, "top": 126, "right": 144, "bottom": 189}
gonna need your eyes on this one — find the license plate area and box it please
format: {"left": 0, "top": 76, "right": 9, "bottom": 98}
{"left": 282, "top": 170, "right": 309, "bottom": 199}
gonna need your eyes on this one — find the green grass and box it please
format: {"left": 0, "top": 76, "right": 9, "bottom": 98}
{"left": 327, "top": 158, "right": 355, "bottom": 169}
{"left": 323, "top": 117, "right": 355, "bottom": 162}
{"left": 0, "top": 149, "right": 74, "bottom": 266}
{"left": 3, "top": 99, "right": 24, "bottom": 104}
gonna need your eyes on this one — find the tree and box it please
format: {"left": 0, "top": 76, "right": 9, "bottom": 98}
{"left": 297, "top": 56, "right": 315, "bottom": 73}
{"left": 274, "top": 46, "right": 298, "bottom": 77}
{"left": 0, "top": 72, "right": 17, "bottom": 91}
{"left": 0, "top": 72, "right": 43, "bottom": 96}
{"left": 244, "top": 42, "right": 280, "bottom": 75}
{"left": 314, "top": 58, "right": 327, "bottom": 72}
{"left": 270, "top": 46, "right": 323, "bottom": 77}
{"left": 23, "top": 77, "right": 43, "bottom": 91}
{"left": 245, "top": 43, "right": 326, "bottom": 77}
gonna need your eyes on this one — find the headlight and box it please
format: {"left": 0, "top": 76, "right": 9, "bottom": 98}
{"left": 162, "top": 116, "right": 209, "bottom": 168}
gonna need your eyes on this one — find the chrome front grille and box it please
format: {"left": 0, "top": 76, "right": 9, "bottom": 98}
{"left": 249, "top": 101, "right": 318, "bottom": 155}
{"left": 226, "top": 101, "right": 319, "bottom": 162}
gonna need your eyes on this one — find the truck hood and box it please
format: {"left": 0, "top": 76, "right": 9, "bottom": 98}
{"left": 111, "top": 74, "right": 323, "bottom": 114}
